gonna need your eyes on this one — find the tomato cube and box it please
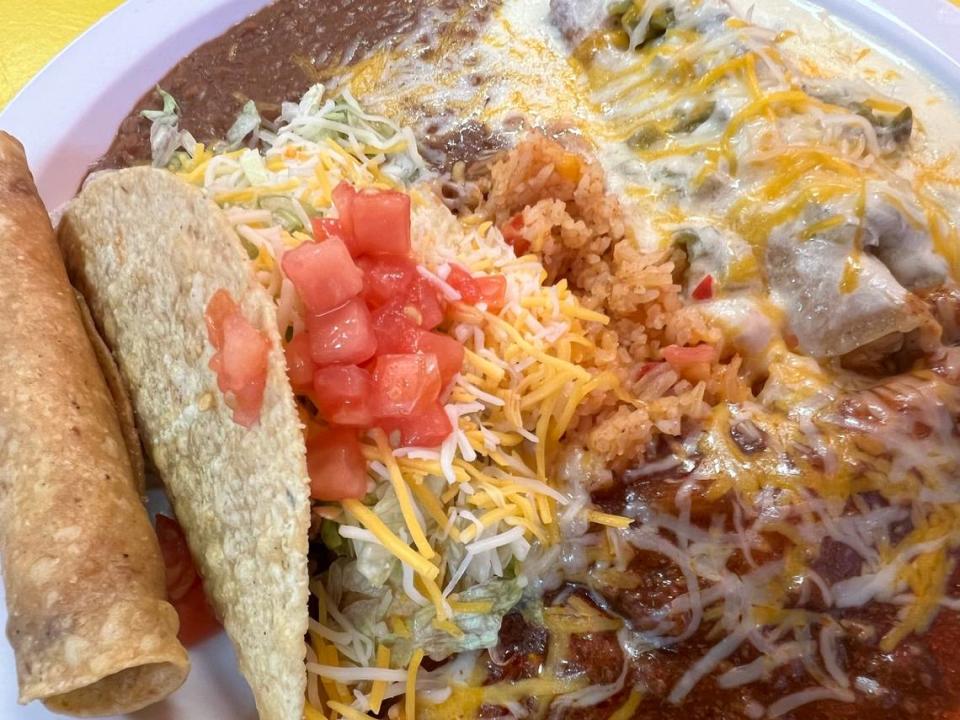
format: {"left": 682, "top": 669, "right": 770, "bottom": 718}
{"left": 370, "top": 303, "right": 421, "bottom": 355}
{"left": 312, "top": 365, "right": 374, "bottom": 426}
{"left": 473, "top": 275, "right": 507, "bottom": 312}
{"left": 220, "top": 315, "right": 271, "bottom": 427}
{"left": 312, "top": 216, "right": 361, "bottom": 258}
{"left": 445, "top": 264, "right": 480, "bottom": 303}
{"left": 218, "top": 314, "right": 269, "bottom": 391}
{"left": 371, "top": 353, "right": 442, "bottom": 417}
{"left": 445, "top": 265, "right": 506, "bottom": 313}
{"left": 404, "top": 276, "right": 445, "bottom": 330}
{"left": 306, "top": 297, "right": 378, "bottom": 366}
{"left": 414, "top": 331, "right": 465, "bottom": 386}
{"left": 396, "top": 401, "right": 454, "bottom": 448}
{"left": 281, "top": 236, "right": 363, "bottom": 315}
{"left": 205, "top": 290, "right": 270, "bottom": 428}
{"left": 691, "top": 274, "right": 714, "bottom": 301}
{"left": 332, "top": 182, "right": 357, "bottom": 243}
{"left": 352, "top": 189, "right": 411, "bottom": 256}
{"left": 284, "top": 332, "right": 315, "bottom": 394}
{"left": 501, "top": 213, "right": 530, "bottom": 255}
{"left": 359, "top": 254, "right": 418, "bottom": 307}
{"left": 306, "top": 427, "right": 368, "bottom": 501}
{"left": 205, "top": 289, "right": 238, "bottom": 350}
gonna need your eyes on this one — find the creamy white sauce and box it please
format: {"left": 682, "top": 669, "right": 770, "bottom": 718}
{"left": 344, "top": 0, "right": 960, "bottom": 359}
{"left": 736, "top": 0, "right": 960, "bottom": 133}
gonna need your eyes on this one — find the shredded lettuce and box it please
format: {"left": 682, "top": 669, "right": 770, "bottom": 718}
{"left": 322, "top": 479, "right": 527, "bottom": 665}
{"left": 388, "top": 577, "right": 527, "bottom": 665}
{"left": 238, "top": 149, "right": 269, "bottom": 186}
{"left": 258, "top": 195, "right": 305, "bottom": 233}
{"left": 354, "top": 493, "right": 405, "bottom": 587}
{"left": 146, "top": 83, "right": 425, "bottom": 186}
{"left": 223, "top": 100, "right": 261, "bottom": 151}
{"left": 141, "top": 87, "right": 196, "bottom": 168}
{"left": 271, "top": 84, "right": 425, "bottom": 184}
{"left": 327, "top": 547, "right": 526, "bottom": 665}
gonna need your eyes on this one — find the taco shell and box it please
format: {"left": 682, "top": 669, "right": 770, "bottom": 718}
{"left": 59, "top": 167, "right": 311, "bottom": 720}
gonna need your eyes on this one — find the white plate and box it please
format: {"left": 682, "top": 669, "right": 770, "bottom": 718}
{"left": 1, "top": 0, "right": 959, "bottom": 718}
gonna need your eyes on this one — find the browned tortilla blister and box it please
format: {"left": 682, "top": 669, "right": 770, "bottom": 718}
{"left": 0, "top": 132, "right": 190, "bottom": 716}
{"left": 59, "top": 167, "right": 312, "bottom": 720}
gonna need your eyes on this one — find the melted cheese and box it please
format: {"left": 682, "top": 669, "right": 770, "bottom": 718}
{"left": 171, "top": 1, "right": 960, "bottom": 715}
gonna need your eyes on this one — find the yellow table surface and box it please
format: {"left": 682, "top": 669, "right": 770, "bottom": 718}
{"left": 0, "top": 0, "right": 124, "bottom": 109}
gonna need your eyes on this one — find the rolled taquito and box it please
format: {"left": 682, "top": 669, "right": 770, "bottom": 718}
{"left": 0, "top": 132, "right": 189, "bottom": 716}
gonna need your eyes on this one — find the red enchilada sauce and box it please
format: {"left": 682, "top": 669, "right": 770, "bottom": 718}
{"left": 483, "top": 473, "right": 960, "bottom": 719}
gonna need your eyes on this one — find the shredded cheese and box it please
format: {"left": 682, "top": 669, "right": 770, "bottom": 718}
{"left": 368, "top": 645, "right": 391, "bottom": 714}
{"left": 405, "top": 650, "right": 424, "bottom": 720}
{"left": 342, "top": 500, "right": 439, "bottom": 580}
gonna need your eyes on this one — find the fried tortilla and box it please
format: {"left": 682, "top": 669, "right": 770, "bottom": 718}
{"left": 58, "top": 167, "right": 311, "bottom": 720}
{"left": 0, "top": 132, "right": 189, "bottom": 716}
{"left": 74, "top": 288, "right": 147, "bottom": 495}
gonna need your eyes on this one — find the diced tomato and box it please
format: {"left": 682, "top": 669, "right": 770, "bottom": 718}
{"left": 312, "top": 365, "right": 374, "bottom": 426}
{"left": 204, "top": 289, "right": 237, "bottom": 350}
{"left": 445, "top": 265, "right": 507, "bottom": 313}
{"left": 205, "top": 290, "right": 270, "bottom": 428}
{"left": 371, "top": 353, "right": 442, "bottom": 418}
{"left": 366, "top": 274, "right": 445, "bottom": 333}
{"left": 155, "top": 515, "right": 220, "bottom": 646}
{"left": 370, "top": 303, "right": 421, "bottom": 355}
{"left": 692, "top": 275, "right": 714, "bottom": 301}
{"left": 661, "top": 344, "right": 717, "bottom": 366}
{"left": 403, "top": 277, "right": 445, "bottom": 330}
{"left": 217, "top": 315, "right": 269, "bottom": 392}
{"left": 312, "top": 217, "right": 342, "bottom": 240}
{"left": 473, "top": 275, "right": 507, "bottom": 312}
{"left": 175, "top": 579, "right": 223, "bottom": 646}
{"left": 218, "top": 314, "right": 270, "bottom": 426}
{"left": 284, "top": 332, "right": 315, "bottom": 394}
{"left": 306, "top": 427, "right": 368, "bottom": 500}
{"left": 414, "top": 331, "right": 465, "bottom": 386}
{"left": 394, "top": 401, "right": 453, "bottom": 448}
{"left": 370, "top": 288, "right": 442, "bottom": 336}
{"left": 312, "top": 216, "right": 361, "bottom": 258}
{"left": 310, "top": 217, "right": 356, "bottom": 257}
{"left": 661, "top": 344, "right": 717, "bottom": 384}
{"left": 501, "top": 213, "right": 529, "bottom": 255}
{"left": 446, "top": 264, "right": 480, "bottom": 303}
{"left": 332, "top": 182, "right": 357, "bottom": 243}
{"left": 359, "top": 254, "right": 418, "bottom": 307}
{"left": 306, "top": 298, "right": 378, "bottom": 366}
{"left": 281, "top": 237, "right": 363, "bottom": 315}
{"left": 352, "top": 189, "right": 411, "bottom": 256}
